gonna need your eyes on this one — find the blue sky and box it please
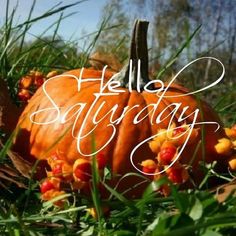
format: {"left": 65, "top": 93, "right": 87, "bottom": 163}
{"left": 0, "top": 0, "right": 107, "bottom": 41}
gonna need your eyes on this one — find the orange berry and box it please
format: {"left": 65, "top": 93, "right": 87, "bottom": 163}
{"left": 215, "top": 138, "right": 233, "bottom": 155}
{"left": 233, "top": 140, "right": 236, "bottom": 148}
{"left": 46, "top": 70, "right": 58, "bottom": 78}
{"left": 52, "top": 163, "right": 63, "bottom": 177}
{"left": 41, "top": 189, "right": 66, "bottom": 207}
{"left": 51, "top": 162, "right": 71, "bottom": 177}
{"left": 34, "top": 77, "right": 45, "bottom": 88}
{"left": 167, "top": 168, "right": 182, "bottom": 184}
{"left": 18, "top": 89, "right": 31, "bottom": 102}
{"left": 228, "top": 155, "right": 236, "bottom": 170}
{"left": 161, "top": 141, "right": 176, "bottom": 149}
{"left": 172, "top": 126, "right": 186, "bottom": 137}
{"left": 158, "top": 142, "right": 177, "bottom": 165}
{"left": 141, "top": 159, "right": 157, "bottom": 174}
{"left": 171, "top": 126, "right": 198, "bottom": 146}
{"left": 73, "top": 159, "right": 92, "bottom": 182}
{"left": 166, "top": 164, "right": 189, "bottom": 184}
{"left": 40, "top": 180, "right": 55, "bottom": 194}
{"left": 34, "top": 71, "right": 43, "bottom": 78}
{"left": 48, "top": 152, "right": 64, "bottom": 166}
{"left": 30, "top": 71, "right": 45, "bottom": 88}
{"left": 19, "top": 75, "right": 33, "bottom": 89}
{"left": 224, "top": 127, "right": 236, "bottom": 139}
{"left": 155, "top": 129, "right": 168, "bottom": 144}
{"left": 149, "top": 139, "right": 161, "bottom": 153}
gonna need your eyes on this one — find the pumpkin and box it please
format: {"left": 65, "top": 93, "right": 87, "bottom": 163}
{"left": 13, "top": 20, "right": 227, "bottom": 197}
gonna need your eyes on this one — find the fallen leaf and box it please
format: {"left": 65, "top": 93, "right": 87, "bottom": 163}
{"left": 7, "top": 149, "right": 33, "bottom": 178}
{"left": 89, "top": 52, "right": 122, "bottom": 72}
{"left": 213, "top": 179, "right": 236, "bottom": 202}
{"left": 0, "top": 171, "right": 26, "bottom": 188}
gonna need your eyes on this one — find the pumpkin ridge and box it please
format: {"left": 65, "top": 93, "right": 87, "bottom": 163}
{"left": 51, "top": 81, "right": 104, "bottom": 162}
{"left": 140, "top": 93, "right": 153, "bottom": 133}
{"left": 109, "top": 91, "right": 132, "bottom": 170}
{"left": 111, "top": 91, "right": 153, "bottom": 174}
{"left": 61, "top": 86, "right": 130, "bottom": 164}
{"left": 139, "top": 92, "right": 154, "bottom": 148}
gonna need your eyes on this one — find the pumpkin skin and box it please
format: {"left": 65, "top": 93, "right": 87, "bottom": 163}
{"left": 13, "top": 20, "right": 227, "bottom": 196}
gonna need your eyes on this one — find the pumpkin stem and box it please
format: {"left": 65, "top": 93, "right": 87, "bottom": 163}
{"left": 113, "top": 19, "right": 152, "bottom": 91}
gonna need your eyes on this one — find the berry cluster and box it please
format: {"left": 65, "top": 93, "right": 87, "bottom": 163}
{"left": 215, "top": 124, "right": 236, "bottom": 170}
{"left": 18, "top": 70, "right": 58, "bottom": 102}
{"left": 141, "top": 124, "right": 199, "bottom": 196}
{"left": 40, "top": 152, "right": 108, "bottom": 206}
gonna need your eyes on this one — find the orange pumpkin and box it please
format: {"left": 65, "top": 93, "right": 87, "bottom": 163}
{"left": 14, "top": 20, "right": 227, "bottom": 196}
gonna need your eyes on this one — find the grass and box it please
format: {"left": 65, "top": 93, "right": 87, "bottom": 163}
{"left": 1, "top": 173, "right": 236, "bottom": 235}
{"left": 0, "top": 1, "right": 236, "bottom": 235}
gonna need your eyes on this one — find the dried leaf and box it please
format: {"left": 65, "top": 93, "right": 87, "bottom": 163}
{"left": 7, "top": 149, "right": 33, "bottom": 178}
{"left": 0, "top": 171, "right": 26, "bottom": 188}
{"left": 0, "top": 164, "right": 19, "bottom": 177}
{"left": 89, "top": 52, "right": 122, "bottom": 72}
{"left": 214, "top": 179, "right": 236, "bottom": 202}
{"left": 0, "top": 140, "right": 41, "bottom": 180}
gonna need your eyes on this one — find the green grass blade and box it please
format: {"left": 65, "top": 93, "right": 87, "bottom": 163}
{"left": 14, "top": 1, "right": 87, "bottom": 29}
{"left": 156, "top": 25, "right": 201, "bottom": 80}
